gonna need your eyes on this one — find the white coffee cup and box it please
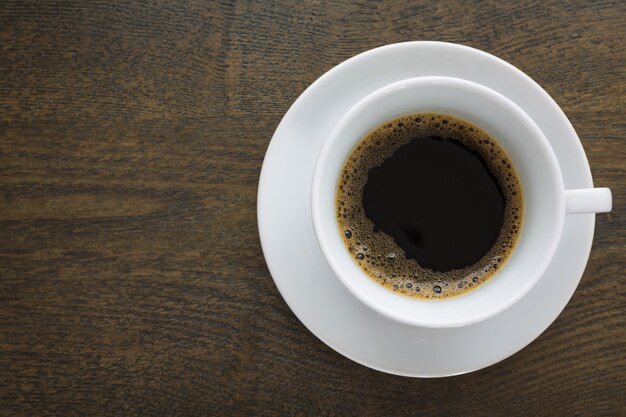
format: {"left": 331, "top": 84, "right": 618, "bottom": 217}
{"left": 311, "top": 76, "right": 612, "bottom": 328}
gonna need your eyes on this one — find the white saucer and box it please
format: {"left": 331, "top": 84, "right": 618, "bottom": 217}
{"left": 257, "top": 42, "right": 596, "bottom": 377}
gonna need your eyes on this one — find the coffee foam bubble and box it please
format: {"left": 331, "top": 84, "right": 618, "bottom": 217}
{"left": 336, "top": 113, "right": 523, "bottom": 299}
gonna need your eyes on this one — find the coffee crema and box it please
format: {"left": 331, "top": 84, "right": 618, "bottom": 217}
{"left": 336, "top": 113, "right": 523, "bottom": 298}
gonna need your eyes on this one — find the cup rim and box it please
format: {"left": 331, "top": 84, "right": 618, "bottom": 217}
{"left": 311, "top": 76, "right": 565, "bottom": 328}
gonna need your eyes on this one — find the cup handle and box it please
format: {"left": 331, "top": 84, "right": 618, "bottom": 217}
{"left": 565, "top": 188, "right": 612, "bottom": 214}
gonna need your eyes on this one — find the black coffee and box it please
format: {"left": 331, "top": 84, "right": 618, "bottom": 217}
{"left": 336, "top": 113, "right": 523, "bottom": 298}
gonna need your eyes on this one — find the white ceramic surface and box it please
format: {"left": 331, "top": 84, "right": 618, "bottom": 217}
{"left": 258, "top": 41, "right": 600, "bottom": 377}
{"left": 312, "top": 76, "right": 565, "bottom": 328}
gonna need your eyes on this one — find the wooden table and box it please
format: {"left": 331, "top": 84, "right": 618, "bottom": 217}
{"left": 1, "top": 1, "right": 624, "bottom": 415}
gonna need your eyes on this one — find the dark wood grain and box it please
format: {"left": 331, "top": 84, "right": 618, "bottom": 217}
{"left": 1, "top": 1, "right": 624, "bottom": 416}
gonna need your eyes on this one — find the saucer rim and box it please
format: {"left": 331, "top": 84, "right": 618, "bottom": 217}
{"left": 257, "top": 41, "right": 595, "bottom": 377}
